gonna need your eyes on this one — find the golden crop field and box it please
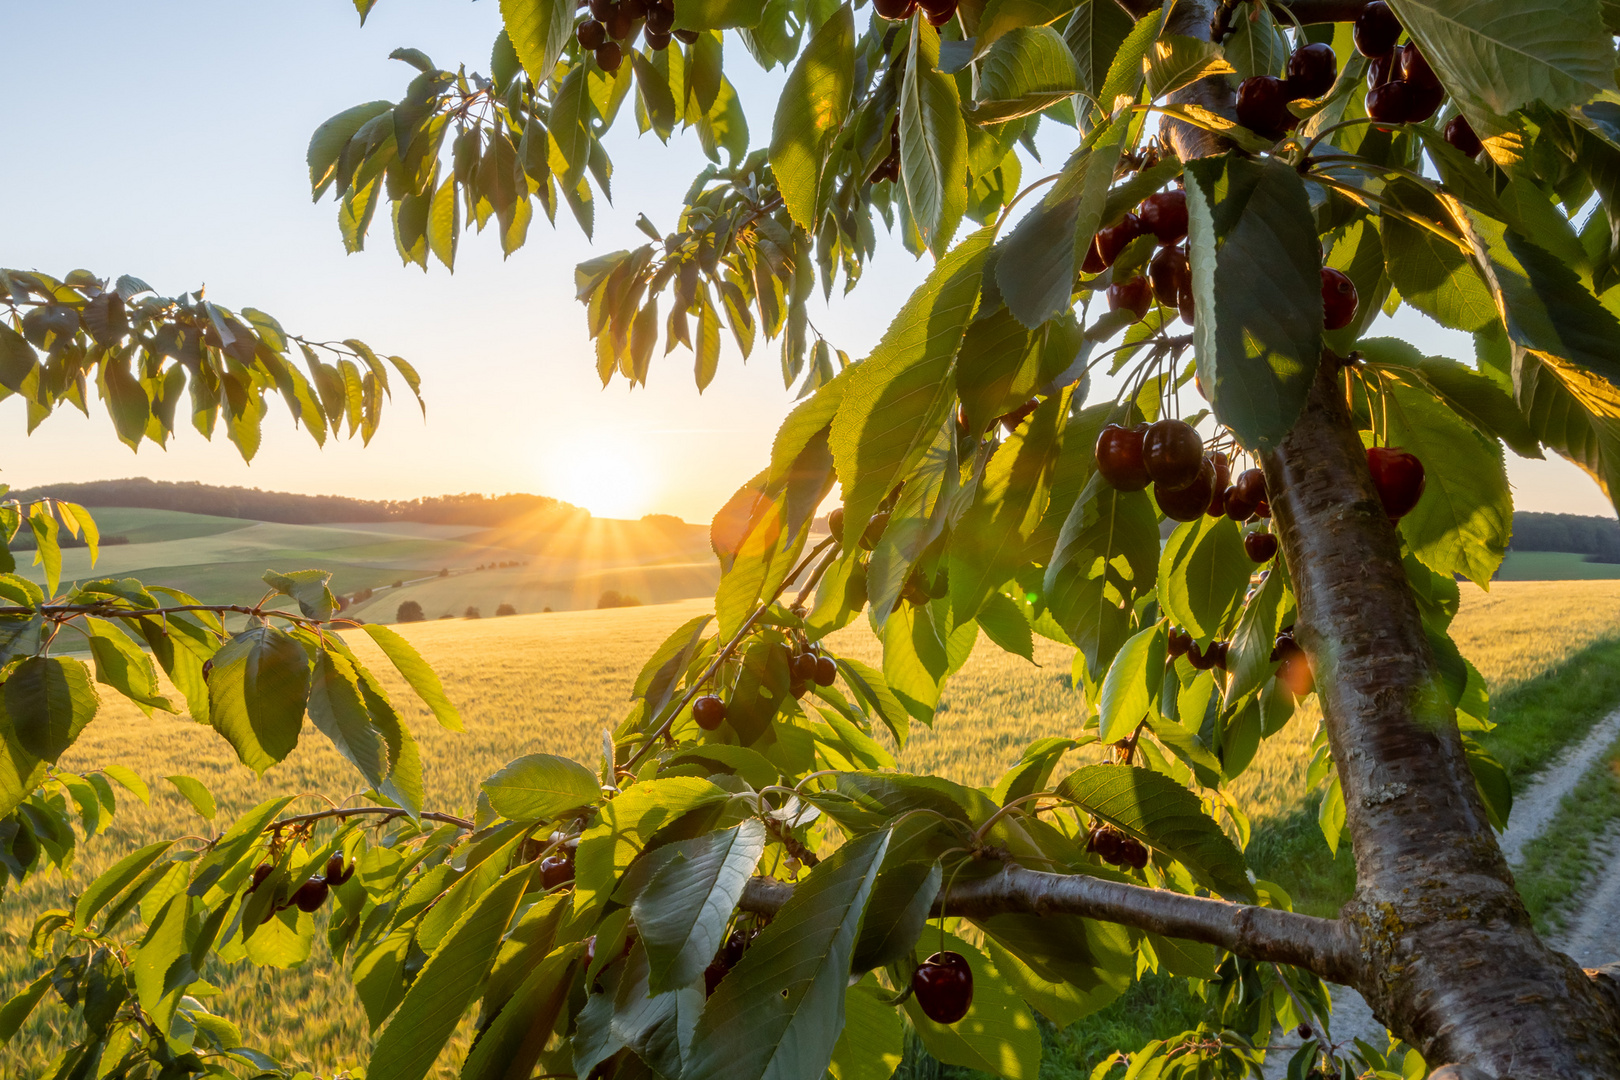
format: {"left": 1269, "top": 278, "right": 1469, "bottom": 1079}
{"left": 5, "top": 580, "right": 1618, "bottom": 1074}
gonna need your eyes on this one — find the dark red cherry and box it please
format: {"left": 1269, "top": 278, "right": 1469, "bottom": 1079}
{"left": 1399, "top": 43, "right": 1440, "bottom": 91}
{"left": 1244, "top": 532, "right": 1279, "bottom": 563}
{"left": 1286, "top": 43, "right": 1338, "bottom": 100}
{"left": 1094, "top": 213, "right": 1144, "bottom": 268}
{"left": 1139, "top": 190, "right": 1188, "bottom": 246}
{"left": 1223, "top": 486, "right": 1255, "bottom": 522}
{"left": 645, "top": 29, "right": 673, "bottom": 48}
{"left": 1321, "top": 268, "right": 1358, "bottom": 330}
{"left": 325, "top": 853, "right": 352, "bottom": 885}
{"left": 791, "top": 653, "right": 819, "bottom": 682}
{"left": 1444, "top": 115, "right": 1483, "bottom": 158}
{"left": 912, "top": 952, "right": 973, "bottom": 1024}
{"left": 589, "top": 0, "right": 614, "bottom": 19}
{"left": 1206, "top": 641, "right": 1229, "bottom": 670}
{"left": 1367, "top": 446, "right": 1425, "bottom": 518}
{"left": 1108, "top": 275, "right": 1153, "bottom": 322}
{"left": 1354, "top": 1, "right": 1402, "bottom": 57}
{"left": 1366, "top": 51, "right": 1396, "bottom": 90}
{"left": 1232, "top": 467, "right": 1267, "bottom": 507}
{"left": 577, "top": 19, "right": 608, "bottom": 48}
{"left": 924, "top": 0, "right": 956, "bottom": 25}
{"left": 860, "top": 512, "right": 890, "bottom": 550}
{"left": 1177, "top": 278, "right": 1196, "bottom": 325}
{"left": 1095, "top": 423, "right": 1151, "bottom": 491}
{"left": 1116, "top": 835, "right": 1149, "bottom": 870}
{"left": 874, "top": 0, "right": 916, "bottom": 19}
{"left": 1082, "top": 238, "right": 1107, "bottom": 274}
{"left": 294, "top": 879, "right": 329, "bottom": 913}
{"left": 814, "top": 656, "right": 837, "bottom": 687}
{"left": 595, "top": 42, "right": 623, "bottom": 71}
{"left": 1235, "top": 76, "right": 1294, "bottom": 139}
{"left": 1167, "top": 627, "right": 1193, "bottom": 658}
{"left": 1155, "top": 456, "right": 1216, "bottom": 522}
{"left": 693, "top": 694, "right": 727, "bottom": 730}
{"left": 1186, "top": 642, "right": 1215, "bottom": 670}
{"left": 1148, "top": 246, "right": 1189, "bottom": 308}
{"left": 540, "top": 854, "right": 575, "bottom": 889}
{"left": 1206, "top": 451, "right": 1230, "bottom": 517}
{"left": 645, "top": 2, "right": 675, "bottom": 33}
{"left": 1142, "top": 419, "right": 1205, "bottom": 491}
{"left": 249, "top": 863, "right": 273, "bottom": 892}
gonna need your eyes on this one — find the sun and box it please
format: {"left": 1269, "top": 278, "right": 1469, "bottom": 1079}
{"left": 544, "top": 438, "right": 656, "bottom": 520}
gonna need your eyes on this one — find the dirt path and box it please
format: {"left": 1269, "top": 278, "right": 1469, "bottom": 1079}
{"left": 1262, "top": 710, "right": 1620, "bottom": 1073}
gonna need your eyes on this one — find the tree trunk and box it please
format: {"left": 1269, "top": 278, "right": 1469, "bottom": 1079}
{"left": 1262, "top": 358, "right": 1620, "bottom": 1077}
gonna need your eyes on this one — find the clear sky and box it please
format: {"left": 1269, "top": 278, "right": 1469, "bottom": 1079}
{"left": 2, "top": 1, "right": 1612, "bottom": 522}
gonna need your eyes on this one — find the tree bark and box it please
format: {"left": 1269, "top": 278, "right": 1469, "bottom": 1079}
{"left": 1261, "top": 359, "right": 1620, "bottom": 1077}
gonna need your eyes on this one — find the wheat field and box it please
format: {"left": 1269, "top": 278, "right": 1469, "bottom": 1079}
{"left": 4, "top": 580, "right": 1617, "bottom": 1074}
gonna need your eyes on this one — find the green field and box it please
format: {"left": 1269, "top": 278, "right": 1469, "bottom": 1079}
{"left": 17, "top": 507, "right": 720, "bottom": 614}
{"left": 5, "top": 580, "right": 1620, "bottom": 1075}
{"left": 1496, "top": 550, "right": 1620, "bottom": 579}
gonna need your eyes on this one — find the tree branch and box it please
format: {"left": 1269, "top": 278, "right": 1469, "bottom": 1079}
{"left": 739, "top": 863, "right": 1357, "bottom": 981}
{"left": 270, "top": 806, "right": 474, "bottom": 831}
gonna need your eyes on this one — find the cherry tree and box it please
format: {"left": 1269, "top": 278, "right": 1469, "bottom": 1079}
{"left": 4, "top": 0, "right": 1620, "bottom": 1076}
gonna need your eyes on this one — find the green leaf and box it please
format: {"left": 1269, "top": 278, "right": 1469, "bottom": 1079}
{"left": 27, "top": 509, "right": 60, "bottom": 597}
{"left": 207, "top": 625, "right": 311, "bottom": 774}
{"left": 631, "top": 820, "right": 768, "bottom": 993}
{"left": 1221, "top": 0, "right": 1287, "bottom": 80}
{"left": 1157, "top": 515, "right": 1249, "bottom": 641}
{"left": 461, "top": 943, "right": 585, "bottom": 1080}
{"left": 309, "top": 101, "right": 393, "bottom": 199}
{"left": 1512, "top": 345, "right": 1620, "bottom": 516}
{"left": 1063, "top": 0, "right": 1134, "bottom": 108}
{"left": 968, "top": 26, "right": 1082, "bottom": 123}
{"left": 500, "top": 0, "right": 576, "bottom": 92}
{"left": 901, "top": 21, "right": 968, "bottom": 256}
{"left": 684, "top": 830, "right": 891, "bottom": 1080}
{"left": 165, "top": 775, "right": 216, "bottom": 821}
{"left": 262, "top": 568, "right": 338, "bottom": 621}
{"left": 1056, "top": 763, "right": 1255, "bottom": 899}
{"left": 829, "top": 977, "right": 905, "bottom": 1080}
{"left": 1097, "top": 623, "right": 1166, "bottom": 743}
{"left": 770, "top": 4, "right": 854, "bottom": 231}
{"left": 481, "top": 753, "right": 600, "bottom": 822}
{"left": 1382, "top": 206, "right": 1496, "bottom": 332}
{"left": 1185, "top": 153, "right": 1322, "bottom": 449}
{"left": 307, "top": 649, "right": 390, "bottom": 789}
{"left": 977, "top": 0, "right": 1079, "bottom": 52}
{"left": 984, "top": 935, "right": 1117, "bottom": 1027}
{"left": 903, "top": 930, "right": 1041, "bottom": 1080}
{"left": 1378, "top": 377, "right": 1512, "bottom": 587}
{"left": 1387, "top": 0, "right": 1613, "bottom": 115}
{"left": 632, "top": 614, "right": 714, "bottom": 723}
{"left": 83, "top": 618, "right": 171, "bottom": 715}
{"left": 1224, "top": 560, "right": 1290, "bottom": 702}
{"left": 359, "top": 623, "right": 462, "bottom": 730}
{"left": 829, "top": 228, "right": 992, "bottom": 550}
{"left": 132, "top": 892, "right": 190, "bottom": 1033}
{"left": 675, "top": 0, "right": 768, "bottom": 29}
{"left": 74, "top": 840, "right": 173, "bottom": 930}
{"left": 1359, "top": 337, "right": 1540, "bottom": 457}
{"left": 949, "top": 393, "right": 1066, "bottom": 622}
{"left": 1144, "top": 35, "right": 1233, "bottom": 99}
{"left": 0, "top": 973, "right": 52, "bottom": 1047}
{"left": 99, "top": 764, "right": 149, "bottom": 804}
{"left": 427, "top": 173, "right": 459, "bottom": 271}
{"left": 367, "top": 862, "right": 531, "bottom": 1080}
{"left": 5, "top": 656, "right": 98, "bottom": 762}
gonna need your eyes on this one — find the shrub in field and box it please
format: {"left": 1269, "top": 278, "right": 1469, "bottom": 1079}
{"left": 396, "top": 599, "right": 425, "bottom": 623}
{"left": 496, "top": 603, "right": 518, "bottom": 616}
{"left": 5, "top": 1, "right": 1620, "bottom": 1077}
{"left": 598, "top": 589, "right": 642, "bottom": 609}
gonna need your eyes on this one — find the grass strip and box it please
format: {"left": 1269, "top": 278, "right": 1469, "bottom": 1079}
{"left": 1512, "top": 731, "right": 1620, "bottom": 935}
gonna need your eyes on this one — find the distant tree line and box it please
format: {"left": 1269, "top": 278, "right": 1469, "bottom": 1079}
{"left": 9, "top": 477, "right": 588, "bottom": 527}
{"left": 1509, "top": 512, "right": 1620, "bottom": 562}
{"left": 8, "top": 531, "right": 128, "bottom": 551}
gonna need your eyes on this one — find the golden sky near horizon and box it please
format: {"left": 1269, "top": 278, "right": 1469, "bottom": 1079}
{"left": 2, "top": 1, "right": 1612, "bottom": 525}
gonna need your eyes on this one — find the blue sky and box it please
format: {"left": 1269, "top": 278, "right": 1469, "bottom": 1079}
{"left": 1, "top": 1, "right": 1611, "bottom": 521}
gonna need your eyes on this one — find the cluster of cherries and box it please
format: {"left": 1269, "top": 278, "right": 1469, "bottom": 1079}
{"left": 868, "top": 118, "right": 902, "bottom": 185}
{"left": 1094, "top": 418, "right": 1279, "bottom": 552}
{"left": 873, "top": 0, "right": 957, "bottom": 27}
{"left": 1168, "top": 627, "right": 1232, "bottom": 671}
{"left": 828, "top": 505, "right": 892, "bottom": 551}
{"left": 1086, "top": 822, "right": 1151, "bottom": 869}
{"left": 247, "top": 853, "right": 354, "bottom": 918}
{"left": 1088, "top": 188, "right": 1193, "bottom": 326}
{"left": 911, "top": 950, "right": 974, "bottom": 1023}
{"left": 691, "top": 642, "right": 837, "bottom": 731}
{"left": 1232, "top": 3, "right": 1482, "bottom": 158}
{"left": 1093, "top": 190, "right": 1359, "bottom": 333}
{"left": 577, "top": 0, "right": 697, "bottom": 72}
